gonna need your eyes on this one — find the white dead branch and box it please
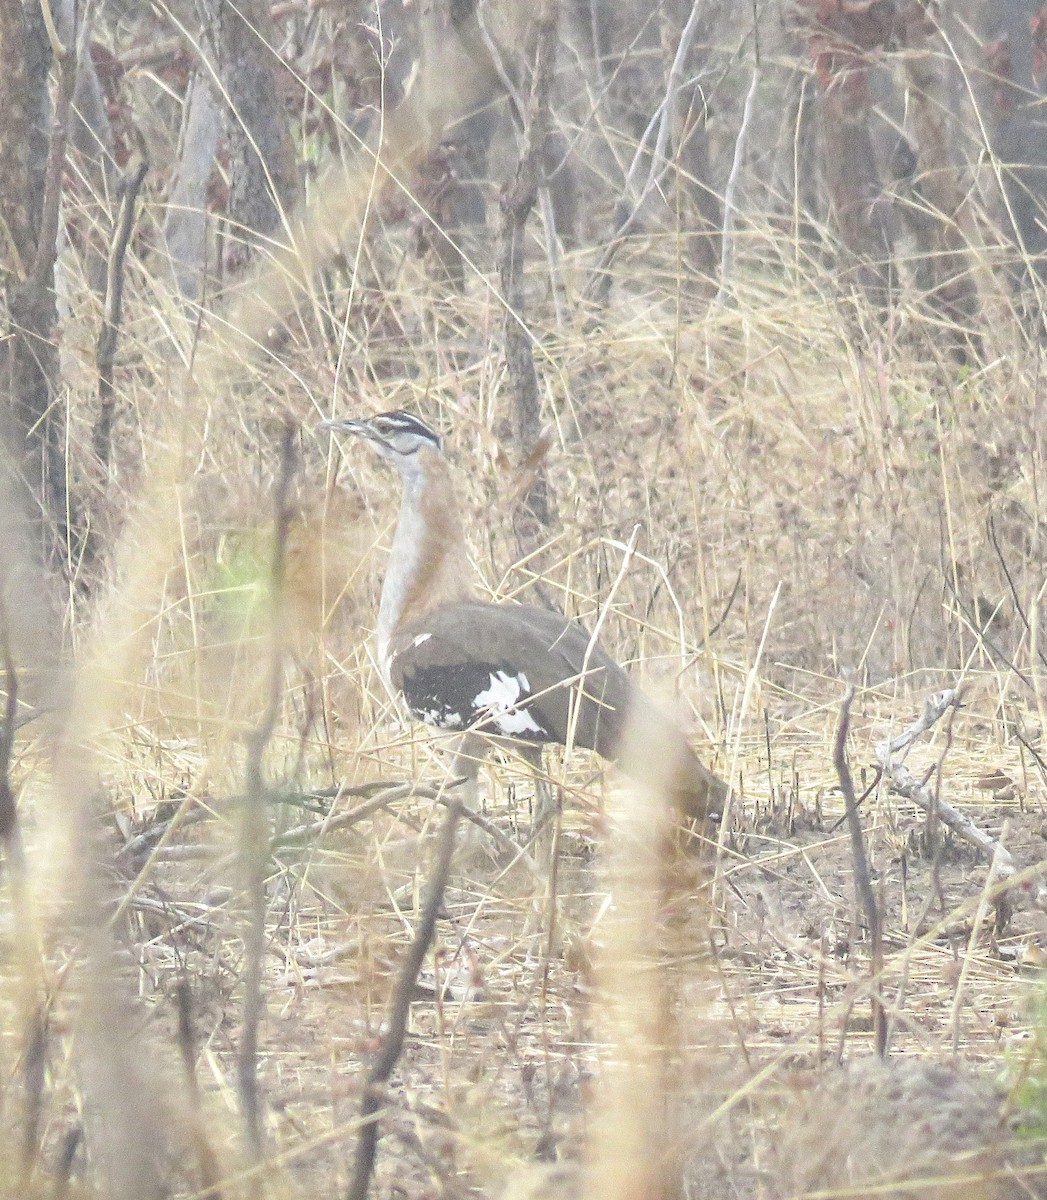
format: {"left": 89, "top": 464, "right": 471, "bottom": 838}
{"left": 874, "top": 689, "right": 1016, "bottom": 879}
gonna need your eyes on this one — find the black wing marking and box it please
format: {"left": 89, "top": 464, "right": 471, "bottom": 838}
{"left": 398, "top": 659, "right": 553, "bottom": 740}
{"left": 389, "top": 603, "right": 636, "bottom": 752}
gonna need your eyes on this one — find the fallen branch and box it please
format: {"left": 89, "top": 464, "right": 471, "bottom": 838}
{"left": 276, "top": 783, "right": 539, "bottom": 874}
{"left": 874, "top": 689, "right": 1016, "bottom": 879}
{"left": 116, "top": 778, "right": 539, "bottom": 875}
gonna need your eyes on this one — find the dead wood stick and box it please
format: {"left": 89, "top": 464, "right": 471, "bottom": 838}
{"left": 345, "top": 797, "right": 463, "bottom": 1200}
{"left": 834, "top": 686, "right": 886, "bottom": 1057}
{"left": 274, "top": 783, "right": 538, "bottom": 873}
{"left": 237, "top": 420, "right": 297, "bottom": 1162}
{"left": 874, "top": 689, "right": 1015, "bottom": 878}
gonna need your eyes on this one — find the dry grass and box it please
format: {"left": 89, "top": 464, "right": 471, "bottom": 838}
{"left": 2, "top": 15, "right": 1047, "bottom": 1200}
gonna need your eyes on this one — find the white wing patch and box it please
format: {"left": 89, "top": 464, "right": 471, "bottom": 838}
{"left": 473, "top": 670, "right": 544, "bottom": 736}
{"left": 416, "top": 706, "right": 465, "bottom": 730}
{"left": 412, "top": 632, "right": 432, "bottom": 647}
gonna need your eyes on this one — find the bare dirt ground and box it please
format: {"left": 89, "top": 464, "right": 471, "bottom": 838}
{"left": 94, "top": 670, "right": 1047, "bottom": 1198}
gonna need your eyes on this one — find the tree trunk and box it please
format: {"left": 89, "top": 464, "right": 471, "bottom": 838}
{"left": 499, "top": 0, "right": 560, "bottom": 568}
{"left": 980, "top": 0, "right": 1047, "bottom": 294}
{"left": 0, "top": 0, "right": 73, "bottom": 566}
{"left": 818, "top": 61, "right": 895, "bottom": 312}
{"left": 660, "top": 0, "right": 722, "bottom": 284}
{"left": 897, "top": 4, "right": 982, "bottom": 361}
{"left": 195, "top": 0, "right": 299, "bottom": 269}
{"left": 164, "top": 71, "right": 222, "bottom": 300}
{"left": 788, "top": 2, "right": 897, "bottom": 312}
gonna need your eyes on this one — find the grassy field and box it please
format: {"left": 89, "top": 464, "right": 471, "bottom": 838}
{"left": 4, "top": 46, "right": 1047, "bottom": 1195}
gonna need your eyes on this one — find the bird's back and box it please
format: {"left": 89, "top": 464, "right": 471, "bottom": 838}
{"left": 387, "top": 601, "right": 633, "bottom": 755}
{"left": 387, "top": 601, "right": 725, "bottom": 829}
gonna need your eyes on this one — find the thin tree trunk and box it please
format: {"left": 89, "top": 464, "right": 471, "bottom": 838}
{"left": 0, "top": 0, "right": 75, "bottom": 566}
{"left": 498, "top": 0, "right": 560, "bottom": 561}
{"left": 660, "top": 0, "right": 722, "bottom": 284}
{"left": 790, "top": 3, "right": 897, "bottom": 313}
{"left": 898, "top": 4, "right": 982, "bottom": 361}
{"left": 979, "top": 0, "right": 1047, "bottom": 297}
{"left": 64, "top": 0, "right": 118, "bottom": 294}
{"left": 164, "top": 71, "right": 222, "bottom": 300}
{"left": 818, "top": 61, "right": 895, "bottom": 313}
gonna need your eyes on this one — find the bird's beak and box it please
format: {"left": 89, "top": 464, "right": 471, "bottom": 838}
{"left": 317, "top": 416, "right": 372, "bottom": 439}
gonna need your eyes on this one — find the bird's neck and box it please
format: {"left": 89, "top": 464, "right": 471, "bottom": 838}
{"left": 377, "top": 448, "right": 476, "bottom": 669}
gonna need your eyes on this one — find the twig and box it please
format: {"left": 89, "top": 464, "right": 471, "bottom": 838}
{"left": 833, "top": 686, "right": 886, "bottom": 1057}
{"left": 874, "top": 689, "right": 1016, "bottom": 878}
{"left": 943, "top": 574, "right": 1031, "bottom": 689}
{"left": 345, "top": 797, "right": 463, "bottom": 1200}
{"left": 826, "top": 765, "right": 883, "bottom": 835}
{"left": 1014, "top": 727, "right": 1047, "bottom": 786}
{"left": 94, "top": 157, "right": 149, "bottom": 471}
{"left": 675, "top": 568, "right": 742, "bottom": 676}
{"left": 237, "top": 420, "right": 297, "bottom": 1162}
{"left": 266, "top": 783, "right": 416, "bottom": 847}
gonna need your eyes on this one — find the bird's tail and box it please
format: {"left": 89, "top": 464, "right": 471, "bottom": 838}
{"left": 615, "top": 693, "right": 727, "bottom": 845}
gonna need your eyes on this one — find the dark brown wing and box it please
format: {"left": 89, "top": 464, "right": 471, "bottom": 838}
{"left": 388, "top": 601, "right": 728, "bottom": 829}
{"left": 387, "top": 601, "right": 635, "bottom": 757}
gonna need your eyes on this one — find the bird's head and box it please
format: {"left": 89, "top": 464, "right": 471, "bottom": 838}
{"left": 319, "top": 409, "right": 443, "bottom": 472}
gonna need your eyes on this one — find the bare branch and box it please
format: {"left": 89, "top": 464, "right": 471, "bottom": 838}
{"left": 712, "top": 66, "right": 760, "bottom": 309}
{"left": 499, "top": 0, "right": 560, "bottom": 569}
{"left": 30, "top": 5, "right": 78, "bottom": 286}
{"left": 875, "top": 690, "right": 1016, "bottom": 878}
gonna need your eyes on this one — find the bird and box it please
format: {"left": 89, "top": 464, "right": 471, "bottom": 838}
{"left": 321, "top": 408, "right": 727, "bottom": 839}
